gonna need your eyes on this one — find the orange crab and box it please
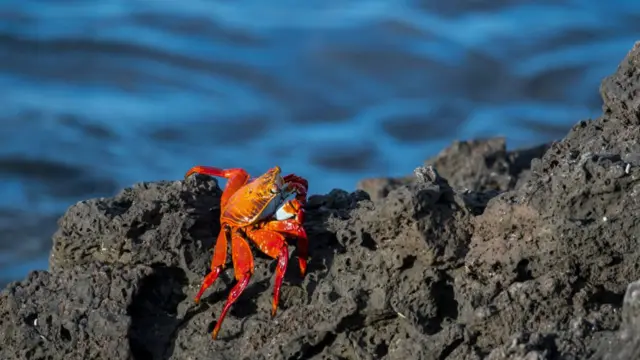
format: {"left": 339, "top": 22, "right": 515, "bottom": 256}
{"left": 185, "top": 165, "right": 309, "bottom": 339}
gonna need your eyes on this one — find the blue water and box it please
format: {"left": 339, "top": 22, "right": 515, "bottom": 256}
{"left": 1, "top": 0, "right": 639, "bottom": 286}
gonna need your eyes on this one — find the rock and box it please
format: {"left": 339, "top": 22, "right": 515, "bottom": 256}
{"left": 2, "top": 43, "right": 640, "bottom": 360}
{"left": 49, "top": 176, "right": 223, "bottom": 274}
{"left": 590, "top": 279, "right": 640, "bottom": 360}
{"left": 357, "top": 137, "right": 550, "bottom": 202}
{"left": 424, "top": 138, "right": 550, "bottom": 193}
{"left": 600, "top": 42, "right": 640, "bottom": 126}
{"left": 0, "top": 262, "right": 155, "bottom": 360}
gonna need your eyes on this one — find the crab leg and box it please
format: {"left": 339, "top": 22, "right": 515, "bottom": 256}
{"left": 194, "top": 225, "right": 230, "bottom": 304}
{"left": 211, "top": 232, "right": 254, "bottom": 340}
{"left": 281, "top": 174, "right": 308, "bottom": 274}
{"left": 185, "top": 166, "right": 250, "bottom": 207}
{"left": 262, "top": 218, "right": 308, "bottom": 277}
{"left": 270, "top": 200, "right": 308, "bottom": 276}
{"left": 246, "top": 229, "right": 290, "bottom": 317}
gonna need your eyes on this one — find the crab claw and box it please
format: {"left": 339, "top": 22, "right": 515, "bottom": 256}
{"left": 261, "top": 204, "right": 308, "bottom": 277}
{"left": 283, "top": 174, "right": 308, "bottom": 205}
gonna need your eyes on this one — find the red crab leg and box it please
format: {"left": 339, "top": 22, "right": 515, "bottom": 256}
{"left": 259, "top": 216, "right": 308, "bottom": 277}
{"left": 212, "top": 232, "right": 254, "bottom": 340}
{"left": 246, "top": 228, "right": 289, "bottom": 318}
{"left": 185, "top": 166, "right": 250, "bottom": 207}
{"left": 194, "top": 225, "right": 230, "bottom": 304}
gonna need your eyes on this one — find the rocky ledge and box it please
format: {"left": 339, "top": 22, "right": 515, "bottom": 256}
{"left": 2, "top": 43, "right": 640, "bottom": 360}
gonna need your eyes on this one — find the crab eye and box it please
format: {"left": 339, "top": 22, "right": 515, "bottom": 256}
{"left": 270, "top": 185, "right": 279, "bottom": 194}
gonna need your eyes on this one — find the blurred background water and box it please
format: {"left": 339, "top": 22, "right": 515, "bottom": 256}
{"left": 1, "top": 0, "right": 639, "bottom": 287}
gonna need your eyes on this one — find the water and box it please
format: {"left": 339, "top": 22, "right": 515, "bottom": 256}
{"left": 1, "top": 0, "right": 639, "bottom": 286}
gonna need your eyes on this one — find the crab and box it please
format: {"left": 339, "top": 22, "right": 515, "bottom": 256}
{"left": 185, "top": 165, "right": 309, "bottom": 339}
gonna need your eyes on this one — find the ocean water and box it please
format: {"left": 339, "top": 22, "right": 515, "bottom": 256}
{"left": 1, "top": 0, "right": 639, "bottom": 286}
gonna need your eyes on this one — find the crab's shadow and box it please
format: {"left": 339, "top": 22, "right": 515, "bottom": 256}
{"left": 127, "top": 264, "right": 189, "bottom": 360}
{"left": 189, "top": 224, "right": 341, "bottom": 327}
{"left": 125, "top": 264, "right": 270, "bottom": 360}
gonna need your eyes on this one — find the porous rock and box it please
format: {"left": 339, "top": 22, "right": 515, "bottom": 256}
{"left": 2, "top": 43, "right": 640, "bottom": 360}
{"left": 591, "top": 280, "right": 640, "bottom": 360}
{"left": 357, "top": 137, "right": 550, "bottom": 202}
{"left": 0, "top": 262, "right": 154, "bottom": 360}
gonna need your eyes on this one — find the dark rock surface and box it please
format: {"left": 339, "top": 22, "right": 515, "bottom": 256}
{"left": 357, "top": 137, "right": 550, "bottom": 203}
{"left": 2, "top": 42, "right": 640, "bottom": 360}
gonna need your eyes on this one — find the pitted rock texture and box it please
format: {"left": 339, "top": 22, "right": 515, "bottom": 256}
{"left": 49, "top": 178, "right": 223, "bottom": 273}
{"left": 2, "top": 42, "right": 640, "bottom": 360}
{"left": 591, "top": 280, "right": 640, "bottom": 360}
{"left": 357, "top": 137, "right": 550, "bottom": 202}
{"left": 0, "top": 263, "right": 154, "bottom": 360}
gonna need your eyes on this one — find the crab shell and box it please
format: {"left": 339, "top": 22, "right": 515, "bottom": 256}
{"left": 221, "top": 166, "right": 297, "bottom": 227}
